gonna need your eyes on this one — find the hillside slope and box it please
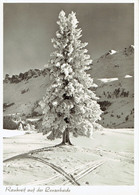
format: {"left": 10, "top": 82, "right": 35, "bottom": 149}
{"left": 96, "top": 77, "right": 134, "bottom": 128}
{"left": 89, "top": 45, "right": 134, "bottom": 79}
{"left": 3, "top": 74, "right": 49, "bottom": 116}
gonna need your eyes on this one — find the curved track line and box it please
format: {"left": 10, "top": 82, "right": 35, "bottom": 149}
{"left": 4, "top": 154, "right": 80, "bottom": 186}
{"left": 3, "top": 144, "right": 74, "bottom": 163}
{"left": 25, "top": 155, "right": 80, "bottom": 185}
{"left": 3, "top": 146, "right": 56, "bottom": 163}
{"left": 63, "top": 159, "right": 106, "bottom": 185}
{"left": 25, "top": 161, "right": 93, "bottom": 185}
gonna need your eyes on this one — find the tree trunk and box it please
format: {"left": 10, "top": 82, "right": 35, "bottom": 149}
{"left": 61, "top": 128, "right": 72, "bottom": 145}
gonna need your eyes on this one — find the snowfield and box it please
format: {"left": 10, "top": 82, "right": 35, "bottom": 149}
{"left": 3, "top": 128, "right": 134, "bottom": 186}
{"left": 2, "top": 130, "right": 35, "bottom": 138}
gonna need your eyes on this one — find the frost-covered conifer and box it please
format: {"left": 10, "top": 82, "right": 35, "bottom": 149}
{"left": 40, "top": 10, "right": 102, "bottom": 145}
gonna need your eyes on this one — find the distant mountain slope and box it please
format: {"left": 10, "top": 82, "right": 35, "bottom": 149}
{"left": 3, "top": 74, "right": 50, "bottom": 116}
{"left": 3, "top": 45, "right": 134, "bottom": 128}
{"left": 89, "top": 45, "right": 134, "bottom": 79}
{"left": 96, "top": 77, "right": 134, "bottom": 128}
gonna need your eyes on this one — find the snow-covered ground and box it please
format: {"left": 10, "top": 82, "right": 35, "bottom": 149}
{"left": 2, "top": 130, "right": 35, "bottom": 138}
{"left": 3, "top": 128, "right": 134, "bottom": 186}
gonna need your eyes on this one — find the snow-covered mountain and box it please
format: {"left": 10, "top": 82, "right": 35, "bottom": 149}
{"left": 89, "top": 45, "right": 134, "bottom": 128}
{"left": 3, "top": 45, "right": 134, "bottom": 128}
{"left": 89, "top": 45, "right": 134, "bottom": 79}
{"left": 3, "top": 69, "right": 50, "bottom": 116}
{"left": 95, "top": 77, "right": 134, "bottom": 128}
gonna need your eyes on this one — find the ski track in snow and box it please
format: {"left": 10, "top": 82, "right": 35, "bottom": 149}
{"left": 3, "top": 129, "right": 134, "bottom": 186}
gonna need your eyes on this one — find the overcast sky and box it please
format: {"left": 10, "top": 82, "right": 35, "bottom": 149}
{"left": 4, "top": 3, "right": 134, "bottom": 76}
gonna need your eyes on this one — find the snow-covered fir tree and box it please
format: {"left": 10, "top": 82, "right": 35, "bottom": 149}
{"left": 40, "top": 10, "right": 102, "bottom": 145}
